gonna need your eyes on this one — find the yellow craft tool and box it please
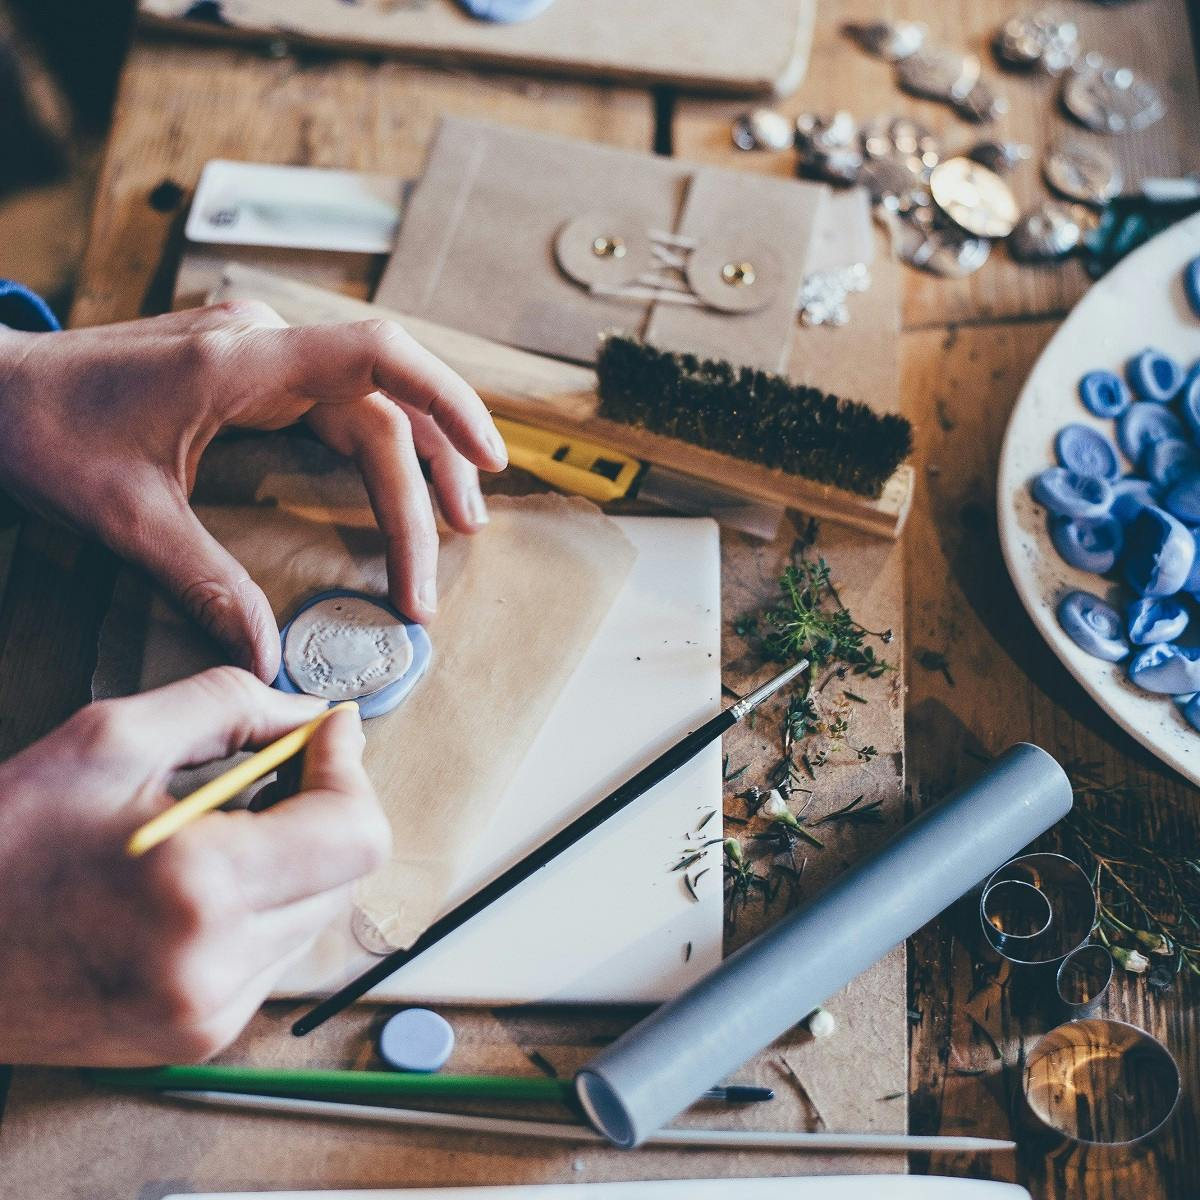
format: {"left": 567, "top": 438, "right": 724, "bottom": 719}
{"left": 125, "top": 702, "right": 357, "bottom": 858}
{"left": 493, "top": 416, "right": 641, "bottom": 504}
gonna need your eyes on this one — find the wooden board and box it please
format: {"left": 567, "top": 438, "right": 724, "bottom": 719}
{"left": 0, "top": 34, "right": 909, "bottom": 1197}
{"left": 671, "top": 0, "right": 1200, "bottom": 331}
{"left": 138, "top": 0, "right": 816, "bottom": 98}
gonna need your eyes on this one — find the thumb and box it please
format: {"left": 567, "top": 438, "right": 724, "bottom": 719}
{"left": 127, "top": 498, "right": 281, "bottom": 680}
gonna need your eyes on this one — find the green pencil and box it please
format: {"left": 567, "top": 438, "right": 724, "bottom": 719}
{"left": 89, "top": 1065, "right": 571, "bottom": 1105}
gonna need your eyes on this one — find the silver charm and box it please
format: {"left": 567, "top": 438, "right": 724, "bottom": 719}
{"left": 795, "top": 111, "right": 864, "bottom": 184}
{"left": 1062, "top": 54, "right": 1165, "bottom": 133}
{"left": 1008, "top": 200, "right": 1090, "bottom": 261}
{"left": 861, "top": 115, "right": 941, "bottom": 169}
{"left": 880, "top": 207, "right": 991, "bottom": 278}
{"left": 731, "top": 108, "right": 794, "bottom": 152}
{"left": 953, "top": 77, "right": 1011, "bottom": 123}
{"left": 1043, "top": 139, "right": 1122, "bottom": 204}
{"left": 896, "top": 45, "right": 981, "bottom": 103}
{"left": 859, "top": 155, "right": 932, "bottom": 214}
{"left": 844, "top": 20, "right": 928, "bottom": 62}
{"left": 994, "top": 9, "right": 1080, "bottom": 75}
{"left": 797, "top": 262, "right": 871, "bottom": 327}
{"left": 930, "top": 156, "right": 1020, "bottom": 239}
{"left": 968, "top": 140, "right": 1033, "bottom": 174}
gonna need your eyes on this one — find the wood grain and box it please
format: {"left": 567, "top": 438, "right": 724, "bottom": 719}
{"left": 901, "top": 320, "right": 1198, "bottom": 1200}
{"left": 671, "top": 0, "right": 1200, "bottom": 331}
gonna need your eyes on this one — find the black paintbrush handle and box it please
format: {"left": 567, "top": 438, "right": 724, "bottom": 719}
{"left": 292, "top": 706, "right": 737, "bottom": 1036}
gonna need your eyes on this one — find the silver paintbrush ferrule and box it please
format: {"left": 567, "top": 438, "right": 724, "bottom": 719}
{"left": 729, "top": 659, "right": 810, "bottom": 721}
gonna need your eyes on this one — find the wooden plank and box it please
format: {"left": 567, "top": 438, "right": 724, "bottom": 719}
{"left": 901, "top": 319, "right": 1199, "bottom": 1200}
{"left": 70, "top": 39, "right": 655, "bottom": 330}
{"left": 671, "top": 0, "right": 1200, "bottom": 330}
{"left": 137, "top": 0, "right": 816, "bottom": 99}
{"left": 0, "top": 32, "right": 909, "bottom": 1195}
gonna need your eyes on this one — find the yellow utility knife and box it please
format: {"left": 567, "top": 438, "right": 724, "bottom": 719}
{"left": 493, "top": 417, "right": 641, "bottom": 503}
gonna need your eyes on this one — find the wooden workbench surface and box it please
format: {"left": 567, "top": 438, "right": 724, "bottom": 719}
{"left": 0, "top": 2, "right": 1197, "bottom": 1198}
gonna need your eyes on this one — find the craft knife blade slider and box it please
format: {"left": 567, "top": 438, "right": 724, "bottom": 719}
{"left": 292, "top": 658, "right": 810, "bottom": 1036}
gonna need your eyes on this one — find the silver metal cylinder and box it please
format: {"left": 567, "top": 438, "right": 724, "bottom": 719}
{"left": 575, "top": 742, "right": 1073, "bottom": 1147}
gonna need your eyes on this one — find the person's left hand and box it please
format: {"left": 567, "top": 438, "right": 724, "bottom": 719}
{"left": 0, "top": 301, "right": 508, "bottom": 679}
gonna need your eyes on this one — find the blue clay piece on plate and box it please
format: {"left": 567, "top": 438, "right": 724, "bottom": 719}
{"left": 1078, "top": 370, "right": 1131, "bottom": 419}
{"left": 1164, "top": 473, "right": 1200, "bottom": 524}
{"left": 1180, "top": 693, "right": 1200, "bottom": 732}
{"left": 1055, "top": 424, "right": 1120, "bottom": 480}
{"left": 1049, "top": 514, "right": 1123, "bottom": 574}
{"left": 1110, "top": 476, "right": 1160, "bottom": 523}
{"left": 1142, "top": 437, "right": 1200, "bottom": 489}
{"left": 274, "top": 589, "right": 432, "bottom": 720}
{"left": 1128, "top": 643, "right": 1200, "bottom": 694}
{"left": 1126, "top": 596, "right": 1189, "bottom": 645}
{"left": 1031, "top": 468, "right": 1112, "bottom": 520}
{"left": 1057, "top": 590, "right": 1129, "bottom": 662}
{"left": 1180, "top": 368, "right": 1200, "bottom": 443}
{"left": 1186, "top": 255, "right": 1200, "bottom": 318}
{"left": 1127, "top": 347, "right": 1184, "bottom": 403}
{"left": 1123, "top": 506, "right": 1196, "bottom": 597}
{"left": 457, "top": 0, "right": 557, "bottom": 20}
{"left": 1182, "top": 527, "right": 1200, "bottom": 594}
{"left": 378, "top": 1008, "right": 455, "bottom": 1073}
{"left": 1117, "top": 403, "right": 1187, "bottom": 466}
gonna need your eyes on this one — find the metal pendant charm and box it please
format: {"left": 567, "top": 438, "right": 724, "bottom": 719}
{"left": 896, "top": 45, "right": 981, "bottom": 103}
{"left": 861, "top": 115, "right": 941, "bottom": 169}
{"left": 1009, "top": 201, "right": 1089, "bottom": 261}
{"left": 994, "top": 9, "right": 1080, "bottom": 75}
{"left": 1063, "top": 54, "right": 1165, "bottom": 133}
{"left": 1043, "top": 139, "right": 1122, "bottom": 204}
{"left": 881, "top": 207, "right": 991, "bottom": 278}
{"left": 844, "top": 19, "right": 927, "bottom": 62}
{"left": 968, "top": 140, "right": 1033, "bottom": 174}
{"left": 794, "top": 111, "right": 863, "bottom": 184}
{"left": 731, "top": 108, "right": 794, "bottom": 152}
{"left": 953, "top": 77, "right": 1011, "bottom": 123}
{"left": 930, "top": 156, "right": 1020, "bottom": 239}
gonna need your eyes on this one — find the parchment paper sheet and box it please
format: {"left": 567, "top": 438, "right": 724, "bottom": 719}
{"left": 94, "top": 434, "right": 637, "bottom": 949}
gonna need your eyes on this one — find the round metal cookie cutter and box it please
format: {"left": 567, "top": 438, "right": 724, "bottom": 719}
{"left": 979, "top": 852, "right": 1097, "bottom": 965}
{"left": 1053, "top": 942, "right": 1114, "bottom": 1020}
{"left": 274, "top": 589, "right": 432, "bottom": 719}
{"left": 1022, "top": 1018, "right": 1181, "bottom": 1157}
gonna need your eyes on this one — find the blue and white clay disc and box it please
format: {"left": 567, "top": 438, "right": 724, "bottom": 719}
{"left": 274, "top": 590, "right": 431, "bottom": 719}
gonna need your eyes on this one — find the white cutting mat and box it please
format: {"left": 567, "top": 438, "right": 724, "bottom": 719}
{"left": 276, "top": 516, "right": 724, "bottom": 1005}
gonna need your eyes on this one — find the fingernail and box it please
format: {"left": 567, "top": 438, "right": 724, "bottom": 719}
{"left": 485, "top": 426, "right": 509, "bottom": 469}
{"left": 419, "top": 578, "right": 438, "bottom": 614}
{"left": 467, "top": 488, "right": 490, "bottom": 527}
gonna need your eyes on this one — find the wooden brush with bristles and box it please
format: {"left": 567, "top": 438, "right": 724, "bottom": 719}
{"left": 209, "top": 264, "right": 915, "bottom": 539}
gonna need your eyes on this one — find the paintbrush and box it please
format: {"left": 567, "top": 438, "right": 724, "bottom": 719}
{"left": 163, "top": 1089, "right": 1017, "bottom": 1153}
{"left": 292, "top": 658, "right": 810, "bottom": 1036}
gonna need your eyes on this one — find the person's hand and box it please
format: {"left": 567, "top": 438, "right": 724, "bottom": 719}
{"left": 0, "top": 667, "right": 389, "bottom": 1067}
{"left": 0, "top": 302, "right": 508, "bottom": 678}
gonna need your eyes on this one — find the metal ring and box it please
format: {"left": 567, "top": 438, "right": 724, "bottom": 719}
{"left": 981, "top": 878, "right": 1054, "bottom": 951}
{"left": 1022, "top": 1018, "right": 1180, "bottom": 1154}
{"left": 979, "top": 852, "right": 1096, "bottom": 965}
{"left": 1053, "top": 943, "right": 1114, "bottom": 1019}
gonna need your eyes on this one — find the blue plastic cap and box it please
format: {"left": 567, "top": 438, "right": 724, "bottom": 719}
{"left": 378, "top": 1008, "right": 455, "bottom": 1073}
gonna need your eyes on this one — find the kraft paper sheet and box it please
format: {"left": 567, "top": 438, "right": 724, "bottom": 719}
{"left": 93, "top": 436, "right": 637, "bottom": 950}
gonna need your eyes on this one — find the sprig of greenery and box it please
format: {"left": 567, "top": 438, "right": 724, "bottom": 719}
{"left": 1063, "top": 763, "right": 1200, "bottom": 984}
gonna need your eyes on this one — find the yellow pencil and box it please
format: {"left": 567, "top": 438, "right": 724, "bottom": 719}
{"left": 125, "top": 702, "right": 357, "bottom": 858}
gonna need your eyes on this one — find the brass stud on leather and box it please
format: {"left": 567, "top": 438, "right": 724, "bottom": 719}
{"left": 721, "top": 261, "right": 757, "bottom": 287}
{"left": 591, "top": 234, "right": 627, "bottom": 260}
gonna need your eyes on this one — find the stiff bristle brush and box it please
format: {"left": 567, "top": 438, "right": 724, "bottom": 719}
{"left": 210, "top": 265, "right": 916, "bottom": 539}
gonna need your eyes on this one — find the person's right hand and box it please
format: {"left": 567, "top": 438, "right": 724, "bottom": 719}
{"left": 0, "top": 667, "right": 390, "bottom": 1067}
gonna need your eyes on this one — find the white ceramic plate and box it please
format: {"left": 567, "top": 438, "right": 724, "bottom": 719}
{"left": 997, "top": 212, "right": 1200, "bottom": 785}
